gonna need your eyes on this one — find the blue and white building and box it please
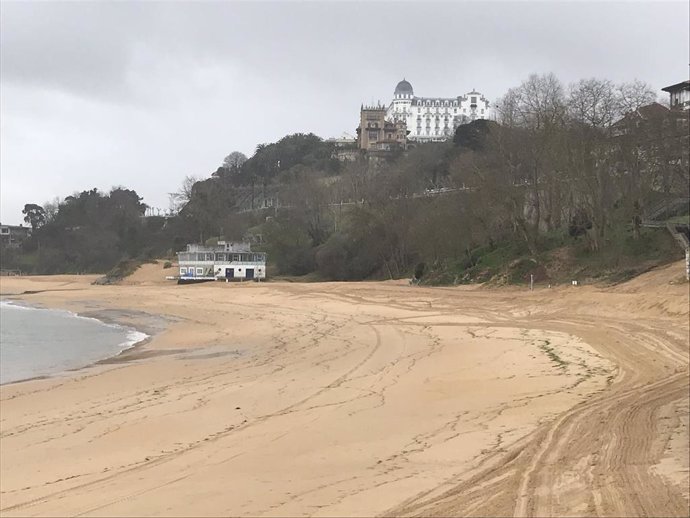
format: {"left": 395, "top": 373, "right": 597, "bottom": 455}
{"left": 177, "top": 242, "right": 266, "bottom": 281}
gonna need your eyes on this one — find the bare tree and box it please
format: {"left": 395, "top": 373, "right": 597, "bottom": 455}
{"left": 282, "top": 174, "right": 333, "bottom": 246}
{"left": 514, "top": 73, "right": 567, "bottom": 130}
{"left": 568, "top": 78, "right": 619, "bottom": 128}
{"left": 222, "top": 151, "right": 248, "bottom": 172}
{"left": 493, "top": 87, "right": 521, "bottom": 128}
{"left": 617, "top": 79, "right": 657, "bottom": 114}
{"left": 168, "top": 175, "right": 200, "bottom": 213}
{"left": 563, "top": 79, "right": 657, "bottom": 248}
{"left": 42, "top": 197, "right": 62, "bottom": 224}
{"left": 494, "top": 73, "right": 569, "bottom": 235}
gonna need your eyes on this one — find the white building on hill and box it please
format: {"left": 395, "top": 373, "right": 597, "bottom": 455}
{"left": 386, "top": 79, "right": 490, "bottom": 142}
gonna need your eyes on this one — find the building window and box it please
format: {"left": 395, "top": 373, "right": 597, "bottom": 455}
{"left": 180, "top": 267, "right": 187, "bottom": 274}
{"left": 196, "top": 268, "right": 204, "bottom": 275}
{"left": 368, "top": 131, "right": 378, "bottom": 140}
{"left": 471, "top": 96, "right": 477, "bottom": 104}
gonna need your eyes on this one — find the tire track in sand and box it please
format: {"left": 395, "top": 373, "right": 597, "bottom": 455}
{"left": 0, "top": 320, "right": 384, "bottom": 516}
{"left": 385, "top": 313, "right": 689, "bottom": 518}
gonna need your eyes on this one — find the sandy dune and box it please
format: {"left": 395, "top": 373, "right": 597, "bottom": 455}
{"left": 0, "top": 262, "right": 688, "bottom": 517}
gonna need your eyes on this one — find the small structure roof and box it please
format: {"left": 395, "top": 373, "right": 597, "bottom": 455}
{"left": 635, "top": 102, "right": 670, "bottom": 119}
{"left": 661, "top": 80, "right": 690, "bottom": 93}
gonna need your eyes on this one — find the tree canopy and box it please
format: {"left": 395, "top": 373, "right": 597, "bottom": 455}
{"left": 5, "top": 74, "right": 687, "bottom": 283}
{"left": 22, "top": 204, "right": 46, "bottom": 231}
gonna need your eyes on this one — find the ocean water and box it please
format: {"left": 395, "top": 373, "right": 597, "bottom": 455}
{"left": 0, "top": 301, "right": 148, "bottom": 384}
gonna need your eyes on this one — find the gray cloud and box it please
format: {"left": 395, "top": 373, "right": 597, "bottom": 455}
{"left": 1, "top": 1, "right": 688, "bottom": 223}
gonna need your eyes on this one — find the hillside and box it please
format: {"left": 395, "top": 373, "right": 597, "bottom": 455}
{"left": 3, "top": 74, "right": 688, "bottom": 284}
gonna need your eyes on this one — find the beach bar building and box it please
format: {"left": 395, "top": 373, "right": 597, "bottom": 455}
{"left": 177, "top": 242, "right": 266, "bottom": 282}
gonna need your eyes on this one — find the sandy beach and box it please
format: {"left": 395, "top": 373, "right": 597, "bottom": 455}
{"left": 0, "top": 263, "right": 688, "bottom": 517}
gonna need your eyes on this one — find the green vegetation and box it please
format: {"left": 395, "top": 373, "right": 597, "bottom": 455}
{"left": 538, "top": 340, "right": 568, "bottom": 372}
{"left": 668, "top": 214, "right": 690, "bottom": 225}
{"left": 93, "top": 259, "right": 144, "bottom": 285}
{"left": 421, "top": 222, "right": 683, "bottom": 286}
{"left": 2, "top": 188, "right": 174, "bottom": 275}
{"left": 2, "top": 74, "right": 688, "bottom": 283}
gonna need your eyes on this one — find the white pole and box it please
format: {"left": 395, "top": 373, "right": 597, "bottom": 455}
{"left": 530, "top": 274, "right": 534, "bottom": 291}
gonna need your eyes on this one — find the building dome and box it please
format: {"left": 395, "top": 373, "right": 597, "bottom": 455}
{"left": 394, "top": 79, "right": 414, "bottom": 96}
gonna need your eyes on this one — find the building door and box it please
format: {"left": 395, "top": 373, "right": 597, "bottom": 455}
{"left": 246, "top": 268, "right": 255, "bottom": 280}
{"left": 225, "top": 268, "right": 234, "bottom": 279}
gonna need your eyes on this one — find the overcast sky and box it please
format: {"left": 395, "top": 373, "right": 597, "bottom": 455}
{"left": 1, "top": 1, "right": 688, "bottom": 224}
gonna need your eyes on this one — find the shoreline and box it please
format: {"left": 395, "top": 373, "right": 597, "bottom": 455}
{"left": 0, "top": 299, "right": 162, "bottom": 386}
{"left": 0, "top": 263, "right": 687, "bottom": 516}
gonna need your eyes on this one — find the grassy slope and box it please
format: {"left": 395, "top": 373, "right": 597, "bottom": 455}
{"left": 423, "top": 225, "right": 685, "bottom": 287}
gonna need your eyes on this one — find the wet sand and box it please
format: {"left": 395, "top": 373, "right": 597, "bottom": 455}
{"left": 0, "top": 262, "right": 688, "bottom": 516}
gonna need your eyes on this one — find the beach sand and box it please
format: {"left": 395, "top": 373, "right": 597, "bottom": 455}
{"left": 0, "top": 262, "right": 688, "bottom": 516}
